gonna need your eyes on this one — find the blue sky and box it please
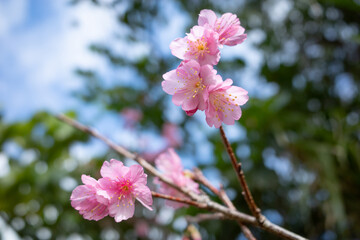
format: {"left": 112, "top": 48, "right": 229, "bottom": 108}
{"left": 0, "top": 0, "right": 278, "bottom": 176}
{"left": 0, "top": 0, "right": 276, "bottom": 123}
{"left": 0, "top": 0, "right": 302, "bottom": 172}
{"left": 1, "top": 0, "right": 356, "bottom": 125}
{"left": 0, "top": 0, "right": 120, "bottom": 122}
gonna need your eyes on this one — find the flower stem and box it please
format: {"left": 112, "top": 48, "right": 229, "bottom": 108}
{"left": 219, "top": 126, "right": 263, "bottom": 223}
{"left": 151, "top": 191, "right": 206, "bottom": 208}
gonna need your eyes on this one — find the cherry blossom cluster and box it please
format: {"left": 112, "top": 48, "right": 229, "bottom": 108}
{"left": 154, "top": 148, "right": 200, "bottom": 208}
{"left": 162, "top": 9, "right": 249, "bottom": 128}
{"left": 70, "top": 159, "right": 152, "bottom": 222}
{"left": 70, "top": 9, "right": 250, "bottom": 224}
{"left": 70, "top": 149, "right": 196, "bottom": 223}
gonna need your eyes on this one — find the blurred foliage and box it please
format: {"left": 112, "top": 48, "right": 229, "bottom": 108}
{"left": 1, "top": 0, "right": 359, "bottom": 239}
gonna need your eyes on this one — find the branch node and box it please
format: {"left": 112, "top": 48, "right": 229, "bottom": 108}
{"left": 257, "top": 214, "right": 267, "bottom": 225}
{"left": 237, "top": 162, "right": 242, "bottom": 172}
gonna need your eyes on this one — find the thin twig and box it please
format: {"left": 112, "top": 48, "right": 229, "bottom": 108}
{"left": 193, "top": 168, "right": 221, "bottom": 196}
{"left": 151, "top": 191, "right": 206, "bottom": 208}
{"left": 186, "top": 213, "right": 226, "bottom": 223}
{"left": 56, "top": 114, "right": 307, "bottom": 240}
{"left": 185, "top": 212, "right": 256, "bottom": 240}
{"left": 219, "top": 126, "right": 263, "bottom": 223}
{"left": 219, "top": 185, "right": 256, "bottom": 240}
{"left": 218, "top": 185, "right": 236, "bottom": 210}
{"left": 193, "top": 168, "right": 256, "bottom": 240}
{"left": 193, "top": 168, "right": 235, "bottom": 210}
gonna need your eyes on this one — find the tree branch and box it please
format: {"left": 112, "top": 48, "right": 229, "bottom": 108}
{"left": 218, "top": 184, "right": 236, "bottom": 210}
{"left": 219, "top": 126, "right": 263, "bottom": 223}
{"left": 151, "top": 191, "right": 206, "bottom": 208}
{"left": 193, "top": 168, "right": 221, "bottom": 197}
{"left": 186, "top": 213, "right": 226, "bottom": 223}
{"left": 193, "top": 168, "right": 256, "bottom": 240}
{"left": 56, "top": 114, "right": 307, "bottom": 240}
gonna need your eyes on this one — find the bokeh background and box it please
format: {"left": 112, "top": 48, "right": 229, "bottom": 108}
{"left": 0, "top": 0, "right": 359, "bottom": 239}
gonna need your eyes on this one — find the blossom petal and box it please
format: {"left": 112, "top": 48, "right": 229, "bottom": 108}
{"left": 198, "top": 9, "right": 217, "bottom": 26}
{"left": 170, "top": 37, "right": 188, "bottom": 60}
{"left": 129, "top": 164, "right": 147, "bottom": 185}
{"left": 222, "top": 107, "right": 241, "bottom": 125}
{"left": 100, "top": 159, "right": 129, "bottom": 179}
{"left": 97, "top": 177, "right": 115, "bottom": 200}
{"left": 205, "top": 78, "right": 248, "bottom": 128}
{"left": 155, "top": 148, "right": 183, "bottom": 173}
{"left": 108, "top": 197, "right": 135, "bottom": 222}
{"left": 154, "top": 149, "right": 200, "bottom": 209}
{"left": 224, "top": 29, "right": 247, "bottom": 46}
{"left": 162, "top": 69, "right": 183, "bottom": 95}
{"left": 227, "top": 86, "right": 249, "bottom": 105}
{"left": 185, "top": 109, "right": 197, "bottom": 116}
{"left": 70, "top": 185, "right": 95, "bottom": 209}
{"left": 180, "top": 59, "right": 201, "bottom": 74}
{"left": 200, "top": 65, "right": 217, "bottom": 86}
{"left": 222, "top": 78, "right": 233, "bottom": 87}
{"left": 206, "top": 114, "right": 222, "bottom": 128}
{"left": 172, "top": 90, "right": 200, "bottom": 111}
{"left": 172, "top": 91, "right": 187, "bottom": 106}
{"left": 82, "top": 203, "right": 109, "bottom": 221}
{"left": 134, "top": 185, "right": 153, "bottom": 211}
{"left": 189, "top": 25, "right": 205, "bottom": 40}
{"left": 185, "top": 177, "right": 200, "bottom": 194}
{"left": 70, "top": 185, "right": 109, "bottom": 221}
{"left": 217, "top": 13, "right": 240, "bottom": 42}
{"left": 81, "top": 175, "right": 98, "bottom": 186}
{"left": 182, "top": 94, "right": 200, "bottom": 111}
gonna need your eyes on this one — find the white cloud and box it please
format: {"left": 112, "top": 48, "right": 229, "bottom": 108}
{"left": 0, "top": 1, "right": 118, "bottom": 121}
{"left": 0, "top": 0, "right": 28, "bottom": 37}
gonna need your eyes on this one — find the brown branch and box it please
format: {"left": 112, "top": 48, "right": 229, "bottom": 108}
{"left": 219, "top": 185, "right": 256, "bottom": 240}
{"left": 185, "top": 212, "right": 256, "bottom": 240}
{"left": 193, "top": 168, "right": 256, "bottom": 240}
{"left": 151, "top": 191, "right": 206, "bottom": 208}
{"left": 217, "top": 185, "right": 255, "bottom": 240}
{"left": 186, "top": 213, "right": 226, "bottom": 223}
{"left": 219, "top": 127, "right": 301, "bottom": 240}
{"left": 219, "top": 126, "right": 263, "bottom": 223}
{"left": 193, "top": 168, "right": 235, "bottom": 210}
{"left": 218, "top": 185, "right": 236, "bottom": 210}
{"left": 56, "top": 114, "right": 307, "bottom": 240}
{"left": 193, "top": 168, "right": 221, "bottom": 196}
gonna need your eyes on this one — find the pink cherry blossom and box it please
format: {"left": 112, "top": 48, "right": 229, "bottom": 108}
{"left": 198, "top": 9, "right": 247, "bottom": 46}
{"left": 121, "top": 108, "right": 143, "bottom": 128}
{"left": 135, "top": 220, "right": 150, "bottom": 237}
{"left": 162, "top": 122, "right": 183, "bottom": 148}
{"left": 70, "top": 175, "right": 109, "bottom": 221}
{"left": 205, "top": 78, "right": 249, "bottom": 128}
{"left": 98, "top": 159, "right": 153, "bottom": 222}
{"left": 170, "top": 25, "right": 220, "bottom": 66}
{"left": 162, "top": 60, "right": 219, "bottom": 114}
{"left": 154, "top": 148, "right": 199, "bottom": 208}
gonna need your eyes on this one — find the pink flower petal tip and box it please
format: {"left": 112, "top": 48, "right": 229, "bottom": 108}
{"left": 198, "top": 9, "right": 247, "bottom": 46}
{"left": 154, "top": 148, "right": 199, "bottom": 209}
